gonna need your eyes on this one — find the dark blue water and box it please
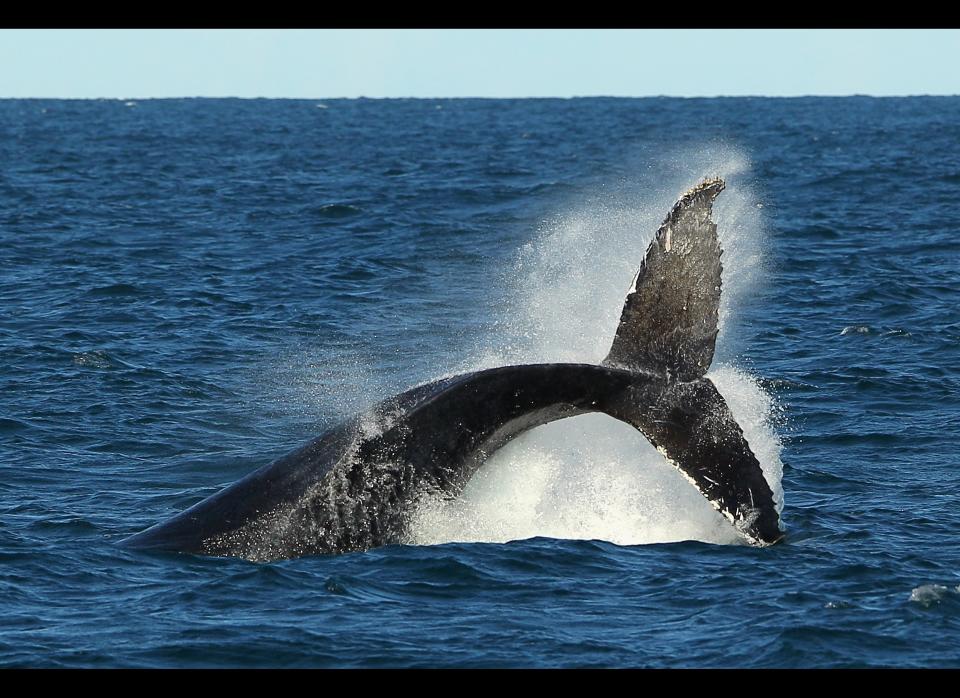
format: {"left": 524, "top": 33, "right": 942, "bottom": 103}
{"left": 2, "top": 97, "right": 959, "bottom": 667}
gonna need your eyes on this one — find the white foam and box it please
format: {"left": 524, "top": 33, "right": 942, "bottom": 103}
{"left": 410, "top": 146, "right": 784, "bottom": 548}
{"left": 909, "top": 584, "right": 955, "bottom": 607}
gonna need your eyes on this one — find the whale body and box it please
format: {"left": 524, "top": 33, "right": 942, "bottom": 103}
{"left": 121, "top": 178, "right": 784, "bottom": 561}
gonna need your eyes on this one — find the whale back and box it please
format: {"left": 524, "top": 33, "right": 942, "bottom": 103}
{"left": 121, "top": 364, "right": 642, "bottom": 560}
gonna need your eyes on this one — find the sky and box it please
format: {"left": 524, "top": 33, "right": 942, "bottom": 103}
{"left": 0, "top": 29, "right": 957, "bottom": 99}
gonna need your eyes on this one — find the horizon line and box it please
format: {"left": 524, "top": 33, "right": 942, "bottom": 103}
{"left": 3, "top": 93, "right": 959, "bottom": 100}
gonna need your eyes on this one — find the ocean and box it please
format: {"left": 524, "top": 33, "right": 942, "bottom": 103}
{"left": 2, "top": 96, "right": 958, "bottom": 667}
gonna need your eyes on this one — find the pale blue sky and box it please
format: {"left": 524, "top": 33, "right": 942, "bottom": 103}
{"left": 1, "top": 29, "right": 957, "bottom": 98}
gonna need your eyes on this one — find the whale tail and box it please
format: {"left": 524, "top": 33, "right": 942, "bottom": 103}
{"left": 120, "top": 176, "right": 784, "bottom": 561}
{"left": 602, "top": 178, "right": 782, "bottom": 545}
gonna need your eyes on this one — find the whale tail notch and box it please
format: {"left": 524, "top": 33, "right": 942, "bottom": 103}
{"left": 603, "top": 178, "right": 725, "bottom": 382}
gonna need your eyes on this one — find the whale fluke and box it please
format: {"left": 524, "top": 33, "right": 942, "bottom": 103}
{"left": 606, "top": 376, "right": 782, "bottom": 545}
{"left": 603, "top": 178, "right": 724, "bottom": 382}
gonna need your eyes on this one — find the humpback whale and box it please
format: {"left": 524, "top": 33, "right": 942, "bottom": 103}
{"left": 122, "top": 177, "right": 784, "bottom": 561}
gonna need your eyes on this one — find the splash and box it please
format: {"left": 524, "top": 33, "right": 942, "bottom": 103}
{"left": 909, "top": 584, "right": 960, "bottom": 608}
{"left": 260, "top": 342, "right": 397, "bottom": 429}
{"left": 409, "top": 146, "right": 784, "bottom": 548}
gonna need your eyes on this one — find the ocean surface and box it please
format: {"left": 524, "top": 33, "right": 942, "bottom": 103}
{"left": 2, "top": 97, "right": 959, "bottom": 668}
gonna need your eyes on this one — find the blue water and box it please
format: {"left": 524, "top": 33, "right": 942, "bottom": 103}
{"left": 2, "top": 97, "right": 959, "bottom": 667}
